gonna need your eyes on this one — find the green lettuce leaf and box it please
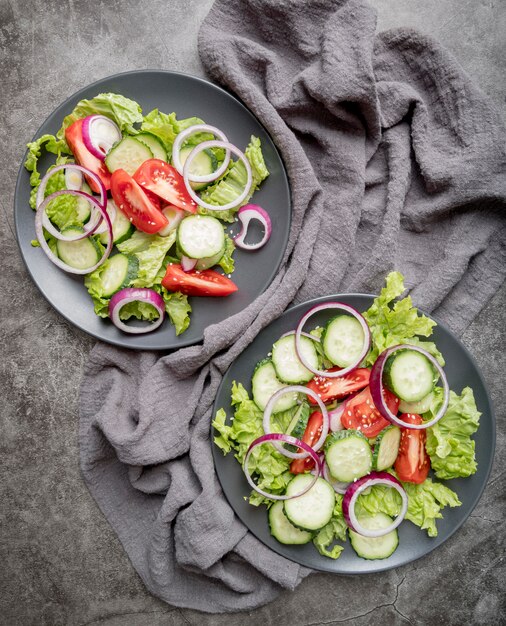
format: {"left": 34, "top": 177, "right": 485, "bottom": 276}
{"left": 198, "top": 135, "right": 270, "bottom": 222}
{"left": 24, "top": 135, "right": 70, "bottom": 208}
{"left": 403, "top": 479, "right": 461, "bottom": 537}
{"left": 119, "top": 301, "right": 160, "bottom": 321}
{"left": 131, "top": 232, "right": 176, "bottom": 288}
{"left": 42, "top": 164, "right": 81, "bottom": 230}
{"left": 116, "top": 230, "right": 155, "bottom": 254}
{"left": 313, "top": 496, "right": 347, "bottom": 559}
{"left": 425, "top": 387, "right": 481, "bottom": 479}
{"left": 140, "top": 110, "right": 207, "bottom": 157}
{"left": 161, "top": 290, "right": 192, "bottom": 335}
{"left": 57, "top": 92, "right": 143, "bottom": 146}
{"left": 363, "top": 271, "right": 444, "bottom": 366}
{"left": 217, "top": 234, "right": 236, "bottom": 274}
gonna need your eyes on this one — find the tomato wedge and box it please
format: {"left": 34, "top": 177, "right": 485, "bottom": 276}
{"left": 110, "top": 169, "right": 168, "bottom": 234}
{"left": 162, "top": 264, "right": 238, "bottom": 296}
{"left": 133, "top": 159, "right": 197, "bottom": 213}
{"left": 290, "top": 411, "right": 323, "bottom": 474}
{"left": 65, "top": 118, "right": 111, "bottom": 193}
{"left": 394, "top": 413, "right": 431, "bottom": 484}
{"left": 341, "top": 386, "right": 400, "bottom": 438}
{"left": 306, "top": 367, "right": 370, "bottom": 404}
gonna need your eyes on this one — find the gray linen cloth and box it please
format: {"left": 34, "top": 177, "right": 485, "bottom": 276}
{"left": 79, "top": 0, "right": 506, "bottom": 613}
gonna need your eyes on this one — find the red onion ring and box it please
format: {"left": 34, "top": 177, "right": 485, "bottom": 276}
{"left": 342, "top": 472, "right": 408, "bottom": 537}
{"left": 183, "top": 140, "right": 252, "bottom": 212}
{"left": 36, "top": 163, "right": 107, "bottom": 210}
{"left": 329, "top": 403, "right": 345, "bottom": 432}
{"left": 370, "top": 344, "right": 449, "bottom": 430}
{"left": 181, "top": 255, "right": 197, "bottom": 272}
{"left": 262, "top": 385, "right": 329, "bottom": 459}
{"left": 109, "top": 288, "right": 165, "bottom": 334}
{"left": 40, "top": 190, "right": 103, "bottom": 241}
{"left": 295, "top": 303, "right": 371, "bottom": 379}
{"left": 93, "top": 200, "right": 117, "bottom": 236}
{"left": 172, "top": 124, "right": 231, "bottom": 182}
{"left": 243, "top": 433, "right": 322, "bottom": 501}
{"left": 35, "top": 190, "right": 112, "bottom": 274}
{"left": 322, "top": 462, "right": 349, "bottom": 494}
{"left": 233, "top": 204, "right": 272, "bottom": 251}
{"left": 82, "top": 115, "right": 122, "bottom": 161}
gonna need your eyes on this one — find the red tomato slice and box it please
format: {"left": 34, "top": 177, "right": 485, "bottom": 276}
{"left": 133, "top": 159, "right": 197, "bottom": 213}
{"left": 290, "top": 411, "right": 323, "bottom": 474}
{"left": 110, "top": 169, "right": 168, "bottom": 234}
{"left": 341, "top": 386, "right": 400, "bottom": 438}
{"left": 394, "top": 413, "right": 430, "bottom": 484}
{"left": 161, "top": 264, "right": 238, "bottom": 296}
{"left": 65, "top": 118, "right": 111, "bottom": 193}
{"left": 306, "top": 367, "right": 370, "bottom": 404}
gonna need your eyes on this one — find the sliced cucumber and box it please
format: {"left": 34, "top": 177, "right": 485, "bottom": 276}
{"left": 136, "top": 133, "right": 167, "bottom": 161}
{"left": 271, "top": 334, "right": 319, "bottom": 384}
{"left": 105, "top": 137, "right": 153, "bottom": 176}
{"left": 88, "top": 253, "right": 139, "bottom": 298}
{"left": 56, "top": 229, "right": 101, "bottom": 270}
{"left": 322, "top": 315, "right": 366, "bottom": 368}
{"left": 283, "top": 475, "right": 335, "bottom": 531}
{"left": 284, "top": 401, "right": 310, "bottom": 452}
{"left": 268, "top": 501, "right": 313, "bottom": 545}
{"left": 75, "top": 190, "right": 92, "bottom": 223}
{"left": 195, "top": 247, "right": 225, "bottom": 270}
{"left": 251, "top": 359, "right": 299, "bottom": 413}
{"left": 177, "top": 215, "right": 225, "bottom": 259}
{"left": 178, "top": 145, "right": 218, "bottom": 190}
{"left": 372, "top": 425, "right": 401, "bottom": 471}
{"left": 399, "top": 390, "right": 435, "bottom": 414}
{"left": 349, "top": 513, "right": 399, "bottom": 560}
{"left": 99, "top": 202, "right": 135, "bottom": 245}
{"left": 325, "top": 430, "right": 372, "bottom": 482}
{"left": 384, "top": 349, "right": 435, "bottom": 403}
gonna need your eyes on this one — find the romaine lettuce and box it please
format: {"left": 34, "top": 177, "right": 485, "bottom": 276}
{"left": 313, "top": 496, "right": 347, "bottom": 559}
{"left": 161, "top": 290, "right": 192, "bottom": 336}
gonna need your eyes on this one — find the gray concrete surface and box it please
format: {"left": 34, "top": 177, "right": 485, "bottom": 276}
{"left": 1, "top": 0, "right": 505, "bottom": 624}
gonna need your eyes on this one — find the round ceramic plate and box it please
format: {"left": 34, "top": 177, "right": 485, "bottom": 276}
{"left": 14, "top": 70, "right": 291, "bottom": 350}
{"left": 212, "top": 294, "right": 495, "bottom": 573}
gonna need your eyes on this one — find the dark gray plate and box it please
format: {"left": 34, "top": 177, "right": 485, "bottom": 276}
{"left": 14, "top": 70, "right": 291, "bottom": 350}
{"left": 212, "top": 294, "right": 496, "bottom": 573}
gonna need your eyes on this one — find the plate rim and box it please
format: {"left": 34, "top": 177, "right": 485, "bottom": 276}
{"left": 211, "top": 292, "right": 496, "bottom": 574}
{"left": 13, "top": 69, "right": 292, "bottom": 351}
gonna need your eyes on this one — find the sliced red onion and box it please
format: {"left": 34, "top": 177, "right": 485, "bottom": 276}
{"left": 342, "top": 472, "right": 408, "bottom": 538}
{"left": 82, "top": 115, "right": 122, "bottom": 161}
{"left": 262, "top": 385, "right": 329, "bottom": 459}
{"left": 65, "top": 167, "right": 83, "bottom": 191}
{"left": 329, "top": 403, "right": 345, "bottom": 432}
{"left": 322, "top": 462, "right": 350, "bottom": 494}
{"left": 295, "top": 303, "right": 371, "bottom": 379}
{"left": 233, "top": 204, "right": 272, "bottom": 251}
{"left": 181, "top": 255, "right": 197, "bottom": 272}
{"left": 172, "top": 124, "right": 231, "bottom": 182}
{"left": 35, "top": 191, "right": 112, "bottom": 274}
{"left": 183, "top": 140, "right": 252, "bottom": 212}
{"left": 109, "top": 288, "right": 165, "bottom": 334}
{"left": 159, "top": 205, "right": 185, "bottom": 237}
{"left": 243, "top": 433, "right": 322, "bottom": 501}
{"left": 40, "top": 190, "right": 102, "bottom": 241}
{"left": 370, "top": 344, "right": 449, "bottom": 430}
{"left": 36, "top": 163, "right": 107, "bottom": 210}
{"left": 93, "top": 200, "right": 117, "bottom": 236}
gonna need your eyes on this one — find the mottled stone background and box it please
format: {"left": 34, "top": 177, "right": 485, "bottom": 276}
{"left": 1, "top": 1, "right": 504, "bottom": 624}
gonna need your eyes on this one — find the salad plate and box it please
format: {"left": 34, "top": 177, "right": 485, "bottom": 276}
{"left": 14, "top": 70, "right": 291, "bottom": 350}
{"left": 211, "top": 293, "right": 495, "bottom": 573}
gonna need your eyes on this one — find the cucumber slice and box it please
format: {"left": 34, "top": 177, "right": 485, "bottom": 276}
{"left": 283, "top": 475, "right": 335, "bottom": 531}
{"left": 177, "top": 215, "right": 225, "bottom": 259}
{"left": 105, "top": 137, "right": 153, "bottom": 176}
{"left": 136, "top": 133, "right": 167, "bottom": 161}
{"left": 322, "top": 315, "right": 366, "bottom": 368}
{"left": 89, "top": 253, "right": 139, "bottom": 298}
{"left": 384, "top": 349, "right": 435, "bottom": 403}
{"left": 372, "top": 425, "right": 401, "bottom": 471}
{"left": 398, "top": 390, "right": 435, "bottom": 414}
{"left": 178, "top": 145, "right": 218, "bottom": 190}
{"left": 349, "top": 513, "right": 399, "bottom": 560}
{"left": 56, "top": 229, "right": 101, "bottom": 270}
{"left": 325, "top": 430, "right": 372, "bottom": 482}
{"left": 284, "top": 401, "right": 310, "bottom": 452}
{"left": 194, "top": 247, "right": 225, "bottom": 270}
{"left": 251, "top": 359, "right": 299, "bottom": 413}
{"left": 75, "top": 195, "right": 91, "bottom": 223}
{"left": 268, "top": 501, "right": 313, "bottom": 545}
{"left": 98, "top": 202, "right": 135, "bottom": 245}
{"left": 271, "top": 335, "right": 319, "bottom": 384}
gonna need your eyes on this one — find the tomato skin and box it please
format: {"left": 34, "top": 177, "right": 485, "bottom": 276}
{"left": 306, "top": 367, "right": 370, "bottom": 404}
{"left": 65, "top": 119, "right": 111, "bottom": 193}
{"left": 290, "top": 411, "right": 323, "bottom": 474}
{"left": 162, "top": 264, "right": 238, "bottom": 296}
{"left": 394, "top": 413, "right": 431, "bottom": 484}
{"left": 133, "top": 159, "right": 197, "bottom": 213}
{"left": 341, "top": 386, "right": 400, "bottom": 438}
{"left": 110, "top": 169, "right": 168, "bottom": 234}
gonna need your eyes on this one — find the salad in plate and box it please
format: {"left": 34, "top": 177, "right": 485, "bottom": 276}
{"left": 25, "top": 92, "right": 272, "bottom": 335}
{"left": 213, "top": 272, "right": 481, "bottom": 560}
